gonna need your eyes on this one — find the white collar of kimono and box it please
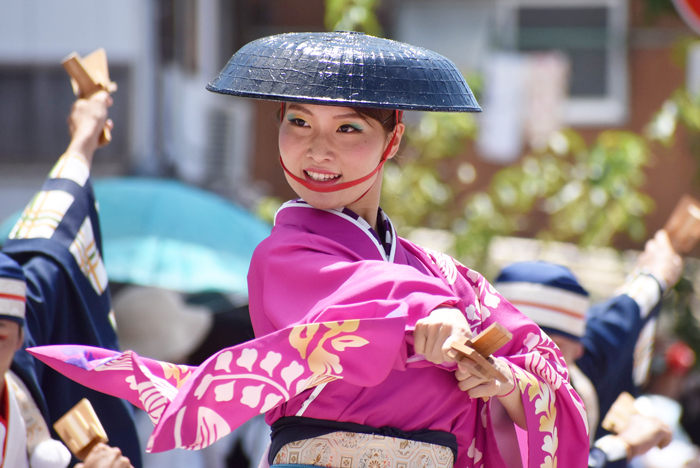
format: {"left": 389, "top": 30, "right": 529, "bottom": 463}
{"left": 275, "top": 200, "right": 397, "bottom": 263}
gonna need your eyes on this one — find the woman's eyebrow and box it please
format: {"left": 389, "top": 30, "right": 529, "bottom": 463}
{"left": 287, "top": 104, "right": 361, "bottom": 120}
{"left": 333, "top": 112, "right": 362, "bottom": 120}
{"left": 287, "top": 104, "right": 312, "bottom": 114}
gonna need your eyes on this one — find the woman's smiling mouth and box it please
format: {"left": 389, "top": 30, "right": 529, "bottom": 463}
{"left": 304, "top": 170, "right": 341, "bottom": 182}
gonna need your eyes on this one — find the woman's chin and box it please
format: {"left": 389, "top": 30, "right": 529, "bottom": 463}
{"left": 303, "top": 197, "right": 343, "bottom": 211}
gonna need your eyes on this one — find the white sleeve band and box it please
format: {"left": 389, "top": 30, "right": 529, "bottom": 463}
{"left": 618, "top": 272, "right": 662, "bottom": 319}
{"left": 594, "top": 435, "right": 629, "bottom": 462}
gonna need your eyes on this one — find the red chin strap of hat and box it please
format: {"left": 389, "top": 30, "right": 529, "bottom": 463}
{"left": 279, "top": 103, "right": 402, "bottom": 193}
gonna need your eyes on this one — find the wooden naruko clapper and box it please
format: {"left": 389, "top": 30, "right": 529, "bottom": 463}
{"left": 664, "top": 194, "right": 700, "bottom": 254}
{"left": 448, "top": 323, "right": 513, "bottom": 383}
{"left": 62, "top": 48, "right": 117, "bottom": 146}
{"left": 601, "top": 391, "right": 638, "bottom": 434}
{"left": 53, "top": 398, "right": 108, "bottom": 461}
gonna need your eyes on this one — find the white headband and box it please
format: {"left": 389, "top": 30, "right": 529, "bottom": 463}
{"left": 0, "top": 276, "right": 26, "bottom": 324}
{"left": 495, "top": 281, "right": 589, "bottom": 338}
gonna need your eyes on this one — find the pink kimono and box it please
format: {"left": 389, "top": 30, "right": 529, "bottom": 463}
{"left": 27, "top": 200, "right": 589, "bottom": 467}
{"left": 248, "top": 201, "right": 589, "bottom": 467}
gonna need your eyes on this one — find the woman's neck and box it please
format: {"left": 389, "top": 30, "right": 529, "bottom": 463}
{"left": 350, "top": 206, "right": 379, "bottom": 232}
{"left": 345, "top": 181, "right": 382, "bottom": 231}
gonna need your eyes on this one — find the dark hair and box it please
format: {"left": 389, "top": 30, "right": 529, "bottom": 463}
{"left": 352, "top": 107, "right": 398, "bottom": 133}
{"left": 277, "top": 104, "right": 399, "bottom": 134}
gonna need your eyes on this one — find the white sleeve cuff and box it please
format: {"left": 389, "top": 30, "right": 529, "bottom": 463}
{"left": 594, "top": 435, "right": 630, "bottom": 462}
{"left": 618, "top": 272, "right": 662, "bottom": 319}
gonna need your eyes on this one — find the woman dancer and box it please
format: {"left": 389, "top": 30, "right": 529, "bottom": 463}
{"left": 29, "top": 32, "right": 589, "bottom": 468}
{"left": 223, "top": 32, "right": 589, "bottom": 467}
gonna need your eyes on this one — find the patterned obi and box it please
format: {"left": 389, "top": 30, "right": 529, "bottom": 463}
{"left": 270, "top": 417, "right": 456, "bottom": 468}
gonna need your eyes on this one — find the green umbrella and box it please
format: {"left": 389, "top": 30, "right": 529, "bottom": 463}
{"left": 0, "top": 177, "right": 271, "bottom": 295}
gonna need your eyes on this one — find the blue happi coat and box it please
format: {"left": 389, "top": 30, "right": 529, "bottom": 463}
{"left": 579, "top": 274, "right": 663, "bottom": 468}
{"left": 2, "top": 153, "right": 141, "bottom": 467}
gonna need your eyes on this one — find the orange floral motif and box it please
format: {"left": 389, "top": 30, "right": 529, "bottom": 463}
{"left": 160, "top": 362, "right": 193, "bottom": 389}
{"left": 289, "top": 320, "right": 369, "bottom": 385}
{"left": 289, "top": 323, "right": 320, "bottom": 359}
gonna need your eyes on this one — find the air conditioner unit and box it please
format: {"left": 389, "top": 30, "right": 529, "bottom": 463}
{"left": 204, "top": 100, "right": 254, "bottom": 197}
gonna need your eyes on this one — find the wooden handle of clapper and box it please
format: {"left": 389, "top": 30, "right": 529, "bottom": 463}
{"left": 664, "top": 194, "right": 700, "bottom": 254}
{"left": 53, "top": 398, "right": 109, "bottom": 461}
{"left": 447, "top": 323, "right": 513, "bottom": 383}
{"left": 601, "top": 392, "right": 638, "bottom": 434}
{"left": 62, "top": 49, "right": 117, "bottom": 146}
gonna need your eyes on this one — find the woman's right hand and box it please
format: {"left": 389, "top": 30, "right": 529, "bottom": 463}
{"left": 414, "top": 307, "right": 471, "bottom": 365}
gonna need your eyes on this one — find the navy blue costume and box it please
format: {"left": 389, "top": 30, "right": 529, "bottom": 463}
{"left": 495, "top": 261, "right": 664, "bottom": 468}
{"left": 2, "top": 154, "right": 142, "bottom": 467}
{"left": 581, "top": 277, "right": 662, "bottom": 468}
{"left": 578, "top": 285, "right": 661, "bottom": 439}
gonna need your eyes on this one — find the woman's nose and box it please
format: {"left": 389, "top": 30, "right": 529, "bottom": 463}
{"left": 306, "top": 135, "right": 335, "bottom": 162}
{"left": 307, "top": 149, "right": 333, "bottom": 162}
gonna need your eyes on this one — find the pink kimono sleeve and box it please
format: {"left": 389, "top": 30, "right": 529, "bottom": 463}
{"left": 446, "top": 255, "right": 590, "bottom": 467}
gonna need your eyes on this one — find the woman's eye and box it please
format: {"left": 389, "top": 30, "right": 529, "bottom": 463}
{"left": 288, "top": 118, "right": 308, "bottom": 127}
{"left": 338, "top": 124, "right": 361, "bottom": 133}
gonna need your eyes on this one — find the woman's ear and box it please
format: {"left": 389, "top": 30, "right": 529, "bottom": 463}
{"left": 386, "top": 122, "right": 405, "bottom": 161}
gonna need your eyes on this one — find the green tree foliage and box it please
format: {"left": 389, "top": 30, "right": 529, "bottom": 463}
{"left": 469, "top": 131, "right": 651, "bottom": 260}
{"left": 640, "top": 0, "right": 678, "bottom": 23}
{"left": 381, "top": 112, "right": 479, "bottom": 231}
{"left": 670, "top": 276, "right": 700, "bottom": 362}
{"left": 647, "top": 45, "right": 700, "bottom": 185}
{"left": 325, "top": 0, "right": 383, "bottom": 36}
{"left": 383, "top": 125, "right": 654, "bottom": 267}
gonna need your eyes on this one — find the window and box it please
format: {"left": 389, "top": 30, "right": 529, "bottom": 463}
{"left": 159, "top": 0, "right": 199, "bottom": 73}
{"left": 0, "top": 65, "right": 130, "bottom": 162}
{"left": 497, "top": 0, "right": 628, "bottom": 126}
{"left": 395, "top": 0, "right": 494, "bottom": 73}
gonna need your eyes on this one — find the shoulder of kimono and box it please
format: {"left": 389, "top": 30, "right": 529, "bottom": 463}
{"left": 253, "top": 223, "right": 358, "bottom": 261}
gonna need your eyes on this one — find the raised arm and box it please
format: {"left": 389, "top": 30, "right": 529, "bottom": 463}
{"left": 66, "top": 90, "right": 114, "bottom": 168}
{"left": 579, "top": 229, "right": 683, "bottom": 422}
{"left": 4, "top": 92, "right": 142, "bottom": 467}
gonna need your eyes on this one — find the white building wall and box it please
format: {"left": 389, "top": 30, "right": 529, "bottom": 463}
{"left": 0, "top": 0, "right": 143, "bottom": 62}
{"left": 0, "top": 0, "right": 257, "bottom": 205}
{"left": 0, "top": 0, "right": 158, "bottom": 173}
{"left": 164, "top": 0, "right": 255, "bottom": 199}
{"left": 394, "top": 0, "right": 494, "bottom": 72}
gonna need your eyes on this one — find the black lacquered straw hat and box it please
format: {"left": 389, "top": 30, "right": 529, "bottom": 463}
{"left": 207, "top": 31, "right": 481, "bottom": 112}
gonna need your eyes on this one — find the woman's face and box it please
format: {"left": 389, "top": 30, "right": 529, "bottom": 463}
{"left": 279, "top": 103, "right": 403, "bottom": 212}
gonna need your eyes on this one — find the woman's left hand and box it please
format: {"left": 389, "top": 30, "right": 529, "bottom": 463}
{"left": 456, "top": 356, "right": 527, "bottom": 428}
{"left": 455, "top": 356, "right": 515, "bottom": 398}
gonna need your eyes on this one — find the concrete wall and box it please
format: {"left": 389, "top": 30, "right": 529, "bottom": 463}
{"left": 0, "top": 0, "right": 144, "bottom": 63}
{"left": 0, "top": 0, "right": 158, "bottom": 175}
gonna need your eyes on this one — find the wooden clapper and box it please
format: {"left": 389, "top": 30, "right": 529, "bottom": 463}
{"left": 53, "top": 398, "right": 108, "bottom": 461}
{"left": 601, "top": 391, "right": 638, "bottom": 434}
{"left": 448, "top": 323, "right": 513, "bottom": 383}
{"left": 664, "top": 194, "right": 700, "bottom": 254}
{"left": 601, "top": 391, "right": 670, "bottom": 451}
{"left": 62, "top": 48, "right": 117, "bottom": 146}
